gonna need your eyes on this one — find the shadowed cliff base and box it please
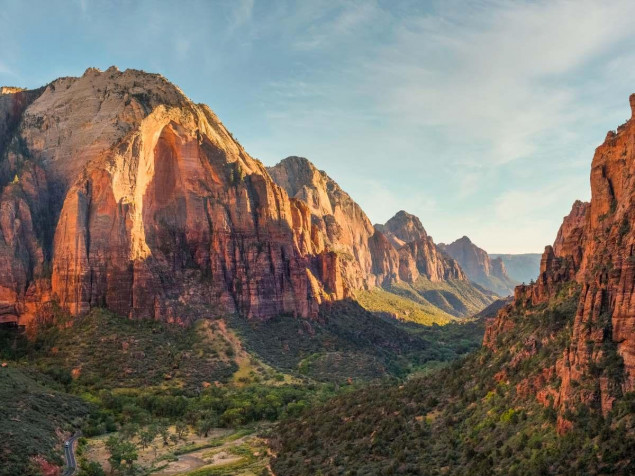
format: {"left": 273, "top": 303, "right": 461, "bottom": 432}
{"left": 0, "top": 69, "right": 494, "bottom": 328}
{"left": 270, "top": 93, "right": 635, "bottom": 475}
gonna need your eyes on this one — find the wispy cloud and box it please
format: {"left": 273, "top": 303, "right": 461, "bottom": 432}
{"left": 249, "top": 0, "right": 635, "bottom": 251}
{"left": 227, "top": 0, "right": 255, "bottom": 34}
{"left": 294, "top": 2, "right": 380, "bottom": 50}
{"left": 343, "top": 176, "right": 438, "bottom": 226}
{"left": 365, "top": 0, "right": 635, "bottom": 165}
{"left": 5, "top": 0, "right": 635, "bottom": 253}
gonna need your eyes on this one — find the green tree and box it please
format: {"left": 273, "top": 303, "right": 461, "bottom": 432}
{"left": 197, "top": 418, "right": 215, "bottom": 438}
{"left": 78, "top": 460, "right": 106, "bottom": 476}
{"left": 175, "top": 421, "right": 189, "bottom": 440}
{"left": 119, "top": 423, "right": 139, "bottom": 440}
{"left": 105, "top": 436, "right": 138, "bottom": 474}
{"left": 158, "top": 421, "right": 170, "bottom": 446}
{"left": 139, "top": 425, "right": 158, "bottom": 450}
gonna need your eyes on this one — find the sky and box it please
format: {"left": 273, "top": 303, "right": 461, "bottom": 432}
{"left": 2, "top": 0, "right": 635, "bottom": 253}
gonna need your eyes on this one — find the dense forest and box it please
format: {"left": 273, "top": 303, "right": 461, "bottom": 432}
{"left": 271, "top": 287, "right": 635, "bottom": 475}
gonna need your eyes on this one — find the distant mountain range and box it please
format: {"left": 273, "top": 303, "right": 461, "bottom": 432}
{"left": 439, "top": 236, "right": 518, "bottom": 296}
{"left": 489, "top": 253, "right": 542, "bottom": 284}
{"left": 0, "top": 69, "right": 512, "bottom": 328}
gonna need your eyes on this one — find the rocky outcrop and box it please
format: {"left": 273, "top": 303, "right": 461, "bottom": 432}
{"left": 491, "top": 257, "right": 507, "bottom": 280}
{"left": 0, "top": 68, "right": 496, "bottom": 326}
{"left": 376, "top": 211, "right": 466, "bottom": 283}
{"left": 376, "top": 210, "right": 428, "bottom": 248}
{"left": 489, "top": 253, "right": 541, "bottom": 284}
{"left": 439, "top": 236, "right": 517, "bottom": 295}
{"left": 397, "top": 235, "right": 465, "bottom": 282}
{"left": 0, "top": 68, "right": 360, "bottom": 324}
{"left": 267, "top": 156, "right": 391, "bottom": 289}
{"left": 485, "top": 94, "right": 635, "bottom": 416}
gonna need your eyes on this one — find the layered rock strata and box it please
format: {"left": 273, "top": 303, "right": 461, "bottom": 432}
{"left": 485, "top": 95, "right": 635, "bottom": 416}
{"left": 439, "top": 236, "right": 518, "bottom": 295}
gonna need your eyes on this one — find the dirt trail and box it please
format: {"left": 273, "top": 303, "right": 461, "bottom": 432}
{"left": 153, "top": 434, "right": 252, "bottom": 475}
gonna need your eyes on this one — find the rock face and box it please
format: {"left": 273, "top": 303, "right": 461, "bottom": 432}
{"left": 376, "top": 211, "right": 465, "bottom": 283}
{"left": 267, "top": 156, "right": 393, "bottom": 289}
{"left": 0, "top": 68, "right": 491, "bottom": 326}
{"left": 376, "top": 210, "right": 428, "bottom": 248}
{"left": 0, "top": 68, "right": 361, "bottom": 324}
{"left": 485, "top": 94, "right": 635, "bottom": 416}
{"left": 439, "top": 236, "right": 518, "bottom": 295}
{"left": 489, "top": 253, "right": 541, "bottom": 284}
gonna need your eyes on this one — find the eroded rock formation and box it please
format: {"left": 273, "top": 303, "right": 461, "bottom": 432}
{"left": 0, "top": 68, "right": 357, "bottom": 324}
{"left": 0, "top": 68, "right": 491, "bottom": 325}
{"left": 376, "top": 211, "right": 466, "bottom": 283}
{"left": 268, "top": 156, "right": 391, "bottom": 289}
{"left": 439, "top": 236, "right": 518, "bottom": 295}
{"left": 485, "top": 94, "right": 635, "bottom": 416}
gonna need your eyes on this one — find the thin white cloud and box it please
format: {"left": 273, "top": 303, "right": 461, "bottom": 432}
{"left": 227, "top": 0, "right": 254, "bottom": 33}
{"left": 365, "top": 0, "right": 635, "bottom": 165}
{"left": 494, "top": 180, "right": 583, "bottom": 223}
{"left": 346, "top": 176, "right": 439, "bottom": 226}
{"left": 294, "top": 2, "right": 380, "bottom": 50}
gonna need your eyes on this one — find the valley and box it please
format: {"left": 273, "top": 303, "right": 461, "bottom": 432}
{"left": 0, "top": 66, "right": 632, "bottom": 476}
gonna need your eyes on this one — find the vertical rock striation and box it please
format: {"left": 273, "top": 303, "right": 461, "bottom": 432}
{"left": 375, "top": 210, "right": 466, "bottom": 283}
{"left": 439, "top": 236, "right": 518, "bottom": 295}
{"left": 0, "top": 68, "right": 491, "bottom": 325}
{"left": 485, "top": 94, "right": 635, "bottom": 416}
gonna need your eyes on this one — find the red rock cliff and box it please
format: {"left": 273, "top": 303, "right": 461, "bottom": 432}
{"left": 376, "top": 211, "right": 466, "bottom": 283}
{"left": 267, "top": 156, "right": 393, "bottom": 289}
{"left": 485, "top": 94, "right": 635, "bottom": 415}
{"left": 0, "top": 68, "right": 355, "bottom": 324}
{"left": 439, "top": 236, "right": 518, "bottom": 295}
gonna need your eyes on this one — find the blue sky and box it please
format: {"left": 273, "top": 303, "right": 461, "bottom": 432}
{"left": 2, "top": 0, "right": 635, "bottom": 253}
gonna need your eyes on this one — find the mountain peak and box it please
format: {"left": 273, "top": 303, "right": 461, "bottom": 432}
{"left": 383, "top": 210, "right": 427, "bottom": 244}
{"left": 440, "top": 235, "right": 517, "bottom": 296}
{"left": 277, "top": 155, "right": 315, "bottom": 168}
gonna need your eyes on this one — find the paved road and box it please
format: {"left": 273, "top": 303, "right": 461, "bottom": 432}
{"left": 62, "top": 432, "right": 81, "bottom": 476}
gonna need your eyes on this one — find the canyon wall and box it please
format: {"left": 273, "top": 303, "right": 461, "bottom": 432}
{"left": 439, "top": 236, "right": 518, "bottom": 295}
{"left": 0, "top": 68, "right": 488, "bottom": 325}
{"left": 0, "top": 68, "right": 350, "bottom": 324}
{"left": 485, "top": 95, "right": 635, "bottom": 417}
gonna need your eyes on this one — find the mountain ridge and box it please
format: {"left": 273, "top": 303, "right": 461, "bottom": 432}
{"left": 270, "top": 92, "right": 635, "bottom": 476}
{"left": 0, "top": 69, "right": 493, "bottom": 327}
{"left": 439, "top": 235, "right": 518, "bottom": 296}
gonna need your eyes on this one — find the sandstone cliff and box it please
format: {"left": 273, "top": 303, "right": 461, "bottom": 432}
{"left": 376, "top": 210, "right": 428, "bottom": 248}
{"left": 376, "top": 211, "right": 466, "bottom": 283}
{"left": 267, "top": 156, "right": 396, "bottom": 289}
{"left": 439, "top": 236, "right": 518, "bottom": 295}
{"left": 489, "top": 253, "right": 541, "bottom": 284}
{"left": 484, "top": 94, "right": 635, "bottom": 419}
{"left": 0, "top": 68, "right": 360, "bottom": 324}
{"left": 0, "top": 68, "right": 492, "bottom": 326}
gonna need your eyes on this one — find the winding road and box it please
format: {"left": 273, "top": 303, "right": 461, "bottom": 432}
{"left": 62, "top": 432, "right": 81, "bottom": 476}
